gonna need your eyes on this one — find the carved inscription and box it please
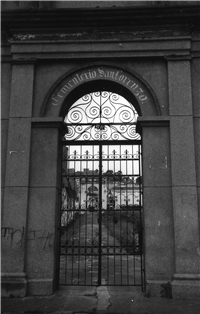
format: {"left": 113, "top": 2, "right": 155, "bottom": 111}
{"left": 1, "top": 227, "right": 54, "bottom": 249}
{"left": 51, "top": 67, "right": 148, "bottom": 106}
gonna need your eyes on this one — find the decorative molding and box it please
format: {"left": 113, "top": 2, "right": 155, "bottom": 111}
{"left": 136, "top": 116, "right": 170, "bottom": 134}
{"left": 10, "top": 31, "right": 191, "bottom": 42}
{"left": 165, "top": 55, "right": 192, "bottom": 61}
{"left": 31, "top": 118, "right": 63, "bottom": 128}
{"left": 173, "top": 273, "right": 200, "bottom": 280}
{"left": 11, "top": 59, "right": 37, "bottom": 65}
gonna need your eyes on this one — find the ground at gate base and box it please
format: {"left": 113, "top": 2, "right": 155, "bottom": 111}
{"left": 2, "top": 286, "right": 200, "bottom": 314}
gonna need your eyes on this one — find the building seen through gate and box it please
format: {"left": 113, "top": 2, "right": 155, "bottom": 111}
{"left": 60, "top": 91, "right": 143, "bottom": 287}
{"left": 1, "top": 1, "right": 200, "bottom": 300}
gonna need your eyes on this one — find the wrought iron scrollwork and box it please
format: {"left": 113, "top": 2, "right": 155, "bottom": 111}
{"left": 64, "top": 91, "right": 141, "bottom": 141}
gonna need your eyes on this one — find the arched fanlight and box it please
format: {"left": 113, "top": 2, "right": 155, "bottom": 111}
{"left": 64, "top": 91, "right": 141, "bottom": 141}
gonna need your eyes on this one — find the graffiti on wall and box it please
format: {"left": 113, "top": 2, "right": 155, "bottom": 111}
{"left": 1, "top": 227, "right": 54, "bottom": 249}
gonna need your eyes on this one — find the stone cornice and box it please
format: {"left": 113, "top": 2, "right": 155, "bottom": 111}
{"left": 2, "top": 5, "right": 200, "bottom": 31}
{"left": 0, "top": 0, "right": 199, "bottom": 11}
{"left": 9, "top": 37, "right": 191, "bottom": 59}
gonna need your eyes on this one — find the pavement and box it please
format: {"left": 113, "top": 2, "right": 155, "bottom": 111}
{"left": 1, "top": 285, "right": 200, "bottom": 314}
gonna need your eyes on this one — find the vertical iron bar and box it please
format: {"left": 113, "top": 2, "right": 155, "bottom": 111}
{"left": 126, "top": 147, "right": 129, "bottom": 285}
{"left": 78, "top": 145, "right": 82, "bottom": 284}
{"left": 72, "top": 146, "right": 75, "bottom": 284}
{"left": 120, "top": 144, "right": 122, "bottom": 285}
{"left": 91, "top": 145, "right": 94, "bottom": 285}
{"left": 139, "top": 144, "right": 145, "bottom": 291}
{"left": 58, "top": 143, "right": 63, "bottom": 286}
{"left": 132, "top": 145, "right": 136, "bottom": 285}
{"left": 113, "top": 147, "right": 116, "bottom": 285}
{"left": 98, "top": 144, "right": 102, "bottom": 286}
{"left": 106, "top": 145, "right": 108, "bottom": 284}
{"left": 113, "top": 146, "right": 116, "bottom": 285}
{"left": 103, "top": 146, "right": 109, "bottom": 285}
{"left": 63, "top": 146, "right": 67, "bottom": 285}
{"left": 85, "top": 148, "right": 88, "bottom": 284}
{"left": 107, "top": 145, "right": 110, "bottom": 285}
{"left": 85, "top": 147, "right": 88, "bottom": 285}
{"left": 65, "top": 146, "right": 69, "bottom": 285}
{"left": 60, "top": 146, "right": 62, "bottom": 284}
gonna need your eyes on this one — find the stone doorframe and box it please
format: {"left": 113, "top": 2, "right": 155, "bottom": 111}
{"left": 39, "top": 64, "right": 173, "bottom": 295}
{"left": 2, "top": 62, "right": 199, "bottom": 299}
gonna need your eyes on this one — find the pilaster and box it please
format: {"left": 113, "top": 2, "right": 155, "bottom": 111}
{"left": 1, "top": 60, "right": 35, "bottom": 297}
{"left": 137, "top": 117, "right": 174, "bottom": 297}
{"left": 26, "top": 119, "right": 63, "bottom": 295}
{"left": 167, "top": 56, "right": 200, "bottom": 299}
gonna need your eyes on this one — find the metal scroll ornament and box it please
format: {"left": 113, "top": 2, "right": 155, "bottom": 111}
{"left": 64, "top": 91, "right": 141, "bottom": 141}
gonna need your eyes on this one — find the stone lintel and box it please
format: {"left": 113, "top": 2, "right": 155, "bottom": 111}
{"left": 12, "top": 51, "right": 191, "bottom": 60}
{"left": 10, "top": 38, "right": 191, "bottom": 59}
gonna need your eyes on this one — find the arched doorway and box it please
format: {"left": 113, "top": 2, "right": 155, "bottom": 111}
{"left": 59, "top": 90, "right": 144, "bottom": 288}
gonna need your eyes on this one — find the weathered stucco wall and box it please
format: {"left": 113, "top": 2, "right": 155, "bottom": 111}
{"left": 33, "top": 63, "right": 76, "bottom": 117}
{"left": 127, "top": 60, "right": 169, "bottom": 115}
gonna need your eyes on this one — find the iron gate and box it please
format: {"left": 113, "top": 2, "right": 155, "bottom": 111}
{"left": 59, "top": 91, "right": 144, "bottom": 287}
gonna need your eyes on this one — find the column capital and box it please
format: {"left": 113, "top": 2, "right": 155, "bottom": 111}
{"left": 136, "top": 116, "right": 170, "bottom": 134}
{"left": 31, "top": 117, "right": 67, "bottom": 136}
{"left": 165, "top": 55, "right": 192, "bottom": 61}
{"left": 11, "top": 59, "right": 37, "bottom": 65}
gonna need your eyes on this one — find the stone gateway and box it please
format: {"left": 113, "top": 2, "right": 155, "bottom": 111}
{"left": 1, "top": 1, "right": 200, "bottom": 300}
